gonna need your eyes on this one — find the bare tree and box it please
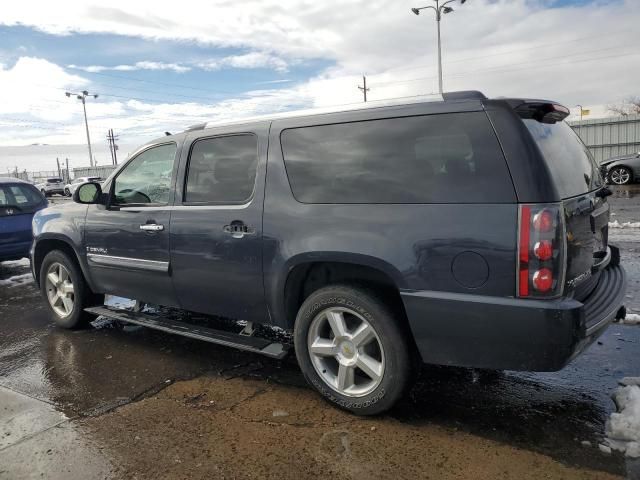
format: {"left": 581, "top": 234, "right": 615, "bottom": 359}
{"left": 607, "top": 96, "right": 640, "bottom": 116}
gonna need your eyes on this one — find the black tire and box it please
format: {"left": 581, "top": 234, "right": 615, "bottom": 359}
{"left": 39, "top": 250, "right": 104, "bottom": 329}
{"left": 294, "top": 284, "right": 414, "bottom": 415}
{"left": 608, "top": 166, "right": 633, "bottom": 185}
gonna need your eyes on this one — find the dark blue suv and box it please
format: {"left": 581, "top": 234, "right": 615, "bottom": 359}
{"left": 30, "top": 91, "right": 627, "bottom": 414}
{"left": 0, "top": 178, "right": 47, "bottom": 262}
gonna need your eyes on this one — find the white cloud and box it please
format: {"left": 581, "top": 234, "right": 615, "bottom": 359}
{"left": 1, "top": 0, "right": 640, "bottom": 169}
{"left": 68, "top": 61, "right": 191, "bottom": 73}
{"left": 196, "top": 52, "right": 289, "bottom": 72}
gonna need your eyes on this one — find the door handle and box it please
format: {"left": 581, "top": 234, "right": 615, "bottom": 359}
{"left": 223, "top": 222, "right": 255, "bottom": 239}
{"left": 140, "top": 224, "right": 164, "bottom": 232}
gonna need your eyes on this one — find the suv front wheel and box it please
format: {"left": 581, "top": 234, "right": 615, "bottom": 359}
{"left": 40, "top": 250, "right": 104, "bottom": 329}
{"left": 294, "top": 284, "right": 414, "bottom": 415}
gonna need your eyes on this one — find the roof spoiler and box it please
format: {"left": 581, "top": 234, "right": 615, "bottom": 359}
{"left": 509, "top": 100, "right": 570, "bottom": 124}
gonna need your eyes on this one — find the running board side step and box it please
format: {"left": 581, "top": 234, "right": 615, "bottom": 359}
{"left": 84, "top": 306, "right": 288, "bottom": 359}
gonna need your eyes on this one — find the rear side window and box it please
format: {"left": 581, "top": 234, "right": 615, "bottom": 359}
{"left": 280, "top": 112, "right": 515, "bottom": 203}
{"left": 184, "top": 135, "right": 258, "bottom": 204}
{"left": 523, "top": 120, "right": 602, "bottom": 198}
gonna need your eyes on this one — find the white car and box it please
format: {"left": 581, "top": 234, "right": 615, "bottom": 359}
{"left": 36, "top": 177, "right": 65, "bottom": 197}
{"left": 64, "top": 176, "right": 103, "bottom": 196}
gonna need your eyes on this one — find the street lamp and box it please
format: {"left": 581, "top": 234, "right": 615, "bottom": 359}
{"left": 411, "top": 0, "right": 467, "bottom": 95}
{"left": 66, "top": 90, "right": 98, "bottom": 167}
{"left": 576, "top": 104, "right": 584, "bottom": 122}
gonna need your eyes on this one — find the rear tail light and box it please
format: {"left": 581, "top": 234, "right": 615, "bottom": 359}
{"left": 517, "top": 204, "right": 566, "bottom": 298}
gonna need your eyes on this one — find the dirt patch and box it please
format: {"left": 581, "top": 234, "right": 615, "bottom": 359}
{"left": 85, "top": 375, "right": 621, "bottom": 480}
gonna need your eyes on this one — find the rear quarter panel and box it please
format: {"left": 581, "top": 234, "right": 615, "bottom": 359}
{"left": 263, "top": 112, "right": 518, "bottom": 328}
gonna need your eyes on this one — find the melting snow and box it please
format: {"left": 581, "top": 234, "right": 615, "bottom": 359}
{"left": 606, "top": 385, "right": 640, "bottom": 458}
{"left": 609, "top": 220, "right": 640, "bottom": 229}
{"left": 618, "top": 314, "right": 640, "bottom": 325}
{"left": 0, "top": 258, "right": 30, "bottom": 267}
{"left": 0, "top": 273, "right": 33, "bottom": 287}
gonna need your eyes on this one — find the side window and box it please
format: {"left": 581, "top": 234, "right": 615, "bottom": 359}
{"left": 280, "top": 112, "right": 515, "bottom": 204}
{"left": 9, "top": 186, "right": 38, "bottom": 205}
{"left": 184, "top": 135, "right": 258, "bottom": 204}
{"left": 113, "top": 143, "right": 177, "bottom": 205}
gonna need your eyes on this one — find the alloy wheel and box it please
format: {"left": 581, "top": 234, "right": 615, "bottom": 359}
{"left": 45, "top": 262, "right": 75, "bottom": 318}
{"left": 610, "top": 167, "right": 631, "bottom": 185}
{"left": 307, "top": 307, "right": 385, "bottom": 397}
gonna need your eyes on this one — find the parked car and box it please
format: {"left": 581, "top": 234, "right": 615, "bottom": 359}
{"left": 64, "top": 176, "right": 103, "bottom": 197}
{"left": 31, "top": 91, "right": 626, "bottom": 415}
{"left": 36, "top": 177, "right": 65, "bottom": 197}
{"left": 0, "top": 178, "right": 47, "bottom": 262}
{"left": 600, "top": 152, "right": 640, "bottom": 185}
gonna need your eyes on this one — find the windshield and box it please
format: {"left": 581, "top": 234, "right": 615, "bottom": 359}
{"left": 523, "top": 120, "right": 603, "bottom": 198}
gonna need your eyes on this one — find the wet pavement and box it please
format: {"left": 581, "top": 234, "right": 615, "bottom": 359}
{"left": 0, "top": 186, "right": 639, "bottom": 479}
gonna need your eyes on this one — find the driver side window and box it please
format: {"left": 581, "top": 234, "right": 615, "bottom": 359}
{"left": 113, "top": 143, "right": 177, "bottom": 205}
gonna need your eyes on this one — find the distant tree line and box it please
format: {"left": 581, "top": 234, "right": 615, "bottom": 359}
{"left": 608, "top": 96, "right": 640, "bottom": 116}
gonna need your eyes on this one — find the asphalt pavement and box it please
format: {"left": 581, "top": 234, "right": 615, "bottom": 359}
{"left": 0, "top": 188, "right": 639, "bottom": 479}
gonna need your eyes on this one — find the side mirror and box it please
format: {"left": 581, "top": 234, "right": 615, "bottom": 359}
{"left": 73, "top": 182, "right": 103, "bottom": 204}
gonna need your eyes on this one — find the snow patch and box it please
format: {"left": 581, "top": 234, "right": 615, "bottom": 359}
{"left": 618, "top": 313, "right": 640, "bottom": 325}
{"left": 104, "top": 295, "right": 136, "bottom": 309}
{"left": 605, "top": 385, "right": 640, "bottom": 458}
{"left": 0, "top": 258, "right": 30, "bottom": 267}
{"left": 609, "top": 220, "right": 640, "bottom": 229}
{"left": 0, "top": 273, "right": 34, "bottom": 287}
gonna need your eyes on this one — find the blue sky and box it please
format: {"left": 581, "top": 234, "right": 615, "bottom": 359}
{"left": 0, "top": 0, "right": 637, "bottom": 170}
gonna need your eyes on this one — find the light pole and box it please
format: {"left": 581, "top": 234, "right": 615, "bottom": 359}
{"left": 66, "top": 90, "right": 98, "bottom": 167}
{"left": 576, "top": 104, "right": 584, "bottom": 121}
{"left": 411, "top": 0, "right": 467, "bottom": 95}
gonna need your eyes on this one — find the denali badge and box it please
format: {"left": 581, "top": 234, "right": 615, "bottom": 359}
{"left": 87, "top": 246, "right": 108, "bottom": 254}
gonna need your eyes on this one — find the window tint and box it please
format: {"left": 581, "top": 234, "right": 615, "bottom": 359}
{"left": 280, "top": 112, "right": 514, "bottom": 204}
{"left": 184, "top": 135, "right": 258, "bottom": 204}
{"left": 114, "top": 143, "right": 176, "bottom": 205}
{"left": 523, "top": 120, "right": 603, "bottom": 198}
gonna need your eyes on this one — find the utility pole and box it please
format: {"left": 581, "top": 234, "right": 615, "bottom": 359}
{"left": 358, "top": 75, "right": 370, "bottom": 102}
{"left": 65, "top": 158, "right": 70, "bottom": 183}
{"left": 411, "top": 0, "right": 467, "bottom": 95}
{"left": 106, "top": 129, "right": 119, "bottom": 165}
{"left": 66, "top": 90, "right": 98, "bottom": 167}
{"left": 56, "top": 157, "right": 61, "bottom": 178}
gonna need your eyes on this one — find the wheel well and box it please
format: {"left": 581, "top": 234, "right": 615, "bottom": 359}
{"left": 283, "top": 262, "right": 407, "bottom": 330}
{"left": 33, "top": 239, "right": 80, "bottom": 285}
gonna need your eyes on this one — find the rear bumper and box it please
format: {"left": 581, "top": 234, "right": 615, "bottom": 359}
{"left": 401, "top": 262, "right": 626, "bottom": 371}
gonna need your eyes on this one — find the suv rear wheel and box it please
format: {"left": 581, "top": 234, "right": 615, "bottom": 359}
{"left": 294, "top": 284, "right": 413, "bottom": 415}
{"left": 40, "top": 250, "right": 104, "bottom": 329}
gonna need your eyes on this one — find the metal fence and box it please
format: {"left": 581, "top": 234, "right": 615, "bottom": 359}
{"left": 5, "top": 165, "right": 117, "bottom": 184}
{"left": 72, "top": 165, "right": 117, "bottom": 180}
{"left": 570, "top": 114, "right": 640, "bottom": 163}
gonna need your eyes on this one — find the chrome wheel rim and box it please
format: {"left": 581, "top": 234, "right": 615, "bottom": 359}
{"left": 307, "top": 307, "right": 385, "bottom": 397}
{"left": 45, "top": 262, "right": 75, "bottom": 318}
{"left": 611, "top": 168, "right": 630, "bottom": 185}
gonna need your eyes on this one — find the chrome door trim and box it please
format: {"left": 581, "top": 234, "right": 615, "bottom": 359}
{"left": 87, "top": 254, "right": 169, "bottom": 273}
{"left": 120, "top": 203, "right": 251, "bottom": 212}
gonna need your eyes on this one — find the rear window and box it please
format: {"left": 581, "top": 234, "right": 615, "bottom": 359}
{"left": 0, "top": 184, "right": 43, "bottom": 209}
{"left": 523, "top": 120, "right": 603, "bottom": 198}
{"left": 47, "top": 178, "right": 62, "bottom": 183}
{"left": 280, "top": 112, "right": 515, "bottom": 204}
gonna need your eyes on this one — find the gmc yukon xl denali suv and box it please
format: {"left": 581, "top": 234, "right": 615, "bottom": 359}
{"left": 31, "top": 91, "right": 626, "bottom": 414}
